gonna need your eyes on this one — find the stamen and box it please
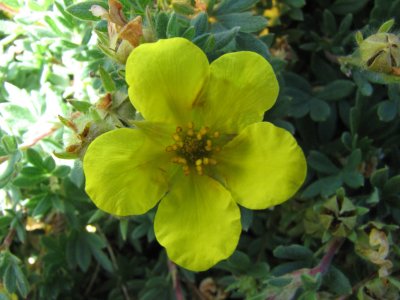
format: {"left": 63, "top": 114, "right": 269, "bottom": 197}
{"left": 172, "top": 133, "right": 181, "bottom": 141}
{"left": 166, "top": 122, "right": 221, "bottom": 174}
{"left": 209, "top": 158, "right": 217, "bottom": 165}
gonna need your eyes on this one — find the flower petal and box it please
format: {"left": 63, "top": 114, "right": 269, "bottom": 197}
{"left": 194, "top": 51, "right": 279, "bottom": 133}
{"left": 154, "top": 172, "right": 241, "bottom": 271}
{"left": 126, "top": 38, "right": 209, "bottom": 124}
{"left": 83, "top": 128, "right": 169, "bottom": 216}
{"left": 215, "top": 122, "right": 307, "bottom": 209}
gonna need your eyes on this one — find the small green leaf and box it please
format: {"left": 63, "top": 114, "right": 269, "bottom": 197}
{"left": 172, "top": 2, "right": 195, "bottom": 15}
{"left": 217, "top": 13, "right": 267, "bottom": 33}
{"left": 119, "top": 219, "right": 129, "bottom": 241}
{"left": 310, "top": 99, "right": 330, "bottom": 122}
{"left": 53, "top": 165, "right": 71, "bottom": 177}
{"left": 378, "top": 19, "right": 395, "bottom": 33}
{"left": 240, "top": 206, "right": 253, "bottom": 232}
{"left": 99, "top": 66, "right": 116, "bottom": 92}
{"left": 215, "top": 0, "right": 259, "bottom": 14}
{"left": 370, "top": 167, "right": 389, "bottom": 188}
{"left": 26, "top": 148, "right": 45, "bottom": 169}
{"left": 377, "top": 100, "right": 397, "bottom": 122}
{"left": 44, "top": 156, "right": 56, "bottom": 172}
{"left": 355, "top": 31, "right": 363, "bottom": 45}
{"left": 273, "top": 244, "right": 314, "bottom": 260}
{"left": 308, "top": 151, "right": 340, "bottom": 175}
{"left": 316, "top": 80, "right": 355, "bottom": 101}
{"left": 383, "top": 175, "right": 400, "bottom": 195}
{"left": 69, "top": 100, "right": 92, "bottom": 112}
{"left": 329, "top": 0, "right": 368, "bottom": 15}
{"left": 66, "top": 1, "right": 108, "bottom": 21}
{"left": 1, "top": 136, "right": 18, "bottom": 154}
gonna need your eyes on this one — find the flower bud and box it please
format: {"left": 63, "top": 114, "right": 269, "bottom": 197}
{"left": 359, "top": 33, "right": 400, "bottom": 73}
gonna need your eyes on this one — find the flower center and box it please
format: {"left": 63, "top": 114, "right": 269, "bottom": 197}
{"left": 165, "top": 122, "right": 220, "bottom": 176}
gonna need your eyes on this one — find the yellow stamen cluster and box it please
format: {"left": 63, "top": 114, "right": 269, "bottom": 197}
{"left": 166, "top": 122, "right": 220, "bottom": 175}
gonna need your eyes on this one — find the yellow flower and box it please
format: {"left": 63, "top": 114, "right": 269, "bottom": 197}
{"left": 83, "top": 38, "right": 307, "bottom": 271}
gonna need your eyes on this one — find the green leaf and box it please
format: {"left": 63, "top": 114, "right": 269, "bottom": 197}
{"left": 76, "top": 234, "right": 91, "bottom": 272}
{"left": 13, "top": 175, "right": 48, "bottom": 187}
{"left": 191, "top": 12, "right": 208, "bottom": 36}
{"left": 316, "top": 80, "right": 355, "bottom": 101}
{"left": 377, "top": 100, "right": 397, "bottom": 122}
{"left": 1, "top": 136, "right": 18, "bottom": 154}
{"left": 370, "top": 167, "right": 389, "bottom": 188}
{"left": 273, "top": 244, "right": 314, "bottom": 260}
{"left": 378, "top": 19, "right": 395, "bottom": 33}
{"left": 119, "top": 219, "right": 128, "bottom": 241}
{"left": 99, "top": 66, "right": 116, "bottom": 92}
{"left": 322, "top": 9, "right": 337, "bottom": 36}
{"left": 69, "top": 100, "right": 92, "bottom": 112}
{"left": 155, "top": 11, "right": 169, "bottom": 39}
{"left": 342, "top": 171, "right": 364, "bottom": 188}
{"left": 44, "top": 156, "right": 56, "bottom": 172}
{"left": 308, "top": 151, "right": 340, "bottom": 174}
{"left": 285, "top": 0, "right": 306, "bottom": 7}
{"left": 66, "top": 1, "right": 108, "bottom": 21}
{"left": 26, "top": 148, "right": 45, "bottom": 169}
{"left": 3, "top": 264, "right": 16, "bottom": 294}
{"left": 32, "top": 196, "right": 52, "bottom": 217}
{"left": 310, "top": 99, "right": 331, "bottom": 122}
{"left": 131, "top": 223, "right": 148, "bottom": 239}
{"left": 329, "top": 0, "right": 368, "bottom": 15}
{"left": 213, "top": 27, "right": 239, "bottom": 49}
{"left": 324, "top": 266, "right": 352, "bottom": 295}
{"left": 288, "top": 7, "right": 304, "bottom": 21}
{"left": 53, "top": 165, "right": 71, "bottom": 177}
{"left": 302, "top": 176, "right": 342, "bottom": 198}
{"left": 217, "top": 13, "right": 267, "bottom": 33}
{"left": 216, "top": 0, "right": 259, "bottom": 14}
{"left": 172, "top": 2, "right": 195, "bottom": 15}
{"left": 240, "top": 206, "right": 253, "bottom": 232}
{"left": 383, "top": 175, "right": 400, "bottom": 195}
{"left": 0, "top": 152, "right": 21, "bottom": 188}
{"left": 353, "top": 71, "right": 372, "bottom": 96}
{"left": 13, "top": 264, "right": 29, "bottom": 297}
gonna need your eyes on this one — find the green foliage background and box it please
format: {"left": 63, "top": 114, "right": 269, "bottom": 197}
{"left": 0, "top": 0, "right": 400, "bottom": 299}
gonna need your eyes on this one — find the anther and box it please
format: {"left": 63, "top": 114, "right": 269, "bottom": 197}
{"left": 195, "top": 159, "right": 202, "bottom": 166}
{"left": 213, "top": 131, "right": 220, "bottom": 138}
{"left": 166, "top": 146, "right": 173, "bottom": 152}
{"left": 203, "top": 157, "right": 209, "bottom": 165}
{"left": 199, "top": 127, "right": 208, "bottom": 136}
{"left": 176, "top": 126, "right": 182, "bottom": 133}
{"left": 209, "top": 158, "right": 217, "bottom": 165}
{"left": 187, "top": 122, "right": 194, "bottom": 129}
{"left": 196, "top": 133, "right": 202, "bottom": 140}
{"left": 172, "top": 133, "right": 181, "bottom": 141}
{"left": 172, "top": 144, "right": 178, "bottom": 151}
{"left": 187, "top": 129, "right": 194, "bottom": 136}
{"left": 183, "top": 165, "right": 190, "bottom": 176}
{"left": 196, "top": 165, "right": 203, "bottom": 175}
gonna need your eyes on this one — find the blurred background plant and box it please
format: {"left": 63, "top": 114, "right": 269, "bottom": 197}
{"left": 0, "top": 0, "right": 399, "bottom": 299}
